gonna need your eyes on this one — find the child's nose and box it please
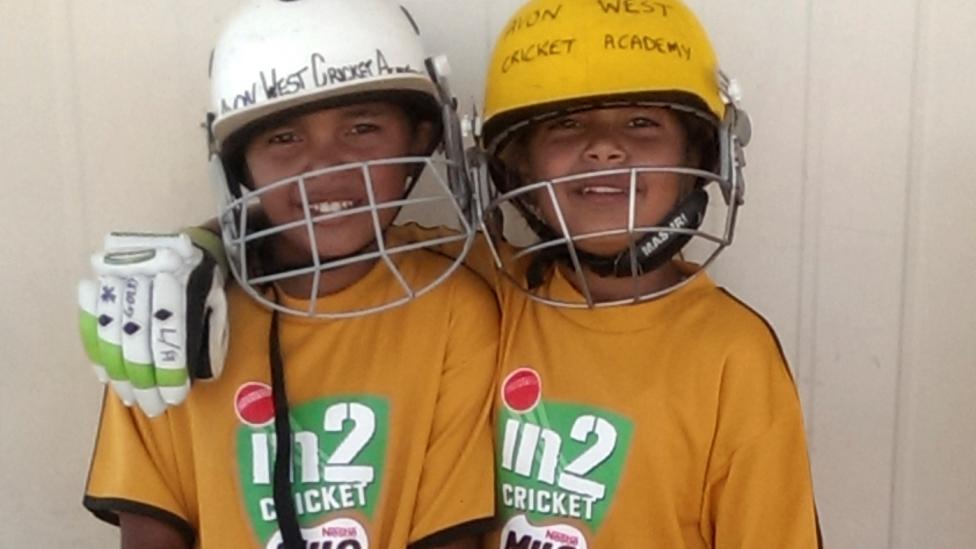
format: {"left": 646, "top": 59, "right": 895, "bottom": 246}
{"left": 306, "top": 133, "right": 345, "bottom": 170}
{"left": 583, "top": 132, "right": 626, "bottom": 164}
{"left": 302, "top": 138, "right": 364, "bottom": 187}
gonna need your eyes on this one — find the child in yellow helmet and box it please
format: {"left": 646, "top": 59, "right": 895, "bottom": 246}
{"left": 473, "top": 1, "right": 820, "bottom": 546}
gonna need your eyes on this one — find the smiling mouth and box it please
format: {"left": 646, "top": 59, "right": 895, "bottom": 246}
{"left": 575, "top": 184, "right": 643, "bottom": 198}
{"left": 582, "top": 185, "right": 626, "bottom": 196}
{"left": 308, "top": 200, "right": 358, "bottom": 215}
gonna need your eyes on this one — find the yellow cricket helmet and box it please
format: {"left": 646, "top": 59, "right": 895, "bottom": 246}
{"left": 476, "top": 0, "right": 752, "bottom": 309}
{"left": 481, "top": 0, "right": 726, "bottom": 153}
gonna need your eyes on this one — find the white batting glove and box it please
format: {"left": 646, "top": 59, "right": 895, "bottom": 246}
{"left": 78, "top": 232, "right": 228, "bottom": 417}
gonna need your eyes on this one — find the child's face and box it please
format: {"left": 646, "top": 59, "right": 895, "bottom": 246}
{"left": 244, "top": 101, "right": 431, "bottom": 262}
{"left": 519, "top": 106, "right": 693, "bottom": 256}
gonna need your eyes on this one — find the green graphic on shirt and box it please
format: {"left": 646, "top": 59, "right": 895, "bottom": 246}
{"left": 236, "top": 395, "right": 389, "bottom": 544}
{"left": 497, "top": 401, "right": 633, "bottom": 532}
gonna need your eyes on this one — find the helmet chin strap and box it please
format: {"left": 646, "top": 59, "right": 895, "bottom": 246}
{"left": 523, "top": 187, "right": 709, "bottom": 290}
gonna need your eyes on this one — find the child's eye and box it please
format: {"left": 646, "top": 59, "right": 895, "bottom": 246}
{"left": 629, "top": 117, "right": 661, "bottom": 129}
{"left": 545, "top": 117, "right": 581, "bottom": 132}
{"left": 349, "top": 123, "right": 380, "bottom": 135}
{"left": 268, "top": 130, "right": 300, "bottom": 145}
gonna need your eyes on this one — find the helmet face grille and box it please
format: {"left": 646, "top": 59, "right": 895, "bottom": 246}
{"left": 474, "top": 107, "right": 749, "bottom": 308}
{"left": 213, "top": 154, "right": 477, "bottom": 319}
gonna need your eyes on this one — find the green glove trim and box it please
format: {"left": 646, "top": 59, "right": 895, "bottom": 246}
{"left": 182, "top": 226, "right": 228, "bottom": 280}
{"left": 156, "top": 368, "right": 190, "bottom": 388}
{"left": 123, "top": 360, "right": 157, "bottom": 390}
{"left": 99, "top": 342, "right": 128, "bottom": 382}
{"left": 79, "top": 310, "right": 100, "bottom": 363}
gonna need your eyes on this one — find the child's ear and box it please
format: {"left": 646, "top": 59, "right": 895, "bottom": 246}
{"left": 498, "top": 142, "right": 532, "bottom": 182}
{"left": 682, "top": 143, "right": 709, "bottom": 191}
{"left": 516, "top": 150, "right": 533, "bottom": 181}
{"left": 410, "top": 121, "right": 436, "bottom": 154}
{"left": 239, "top": 156, "right": 257, "bottom": 190}
{"left": 685, "top": 146, "right": 702, "bottom": 170}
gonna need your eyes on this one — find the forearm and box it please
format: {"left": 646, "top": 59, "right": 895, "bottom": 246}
{"left": 119, "top": 512, "right": 190, "bottom": 549}
{"left": 426, "top": 536, "right": 479, "bottom": 549}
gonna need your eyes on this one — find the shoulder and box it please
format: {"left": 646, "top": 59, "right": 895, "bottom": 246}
{"left": 225, "top": 283, "right": 271, "bottom": 327}
{"left": 403, "top": 246, "right": 494, "bottom": 293}
{"left": 675, "top": 283, "right": 810, "bottom": 453}
{"left": 685, "top": 280, "right": 787, "bottom": 362}
{"left": 398, "top": 252, "right": 500, "bottom": 353}
{"left": 423, "top": 250, "right": 500, "bottom": 320}
{"left": 671, "top": 279, "right": 798, "bottom": 401}
{"left": 391, "top": 222, "right": 503, "bottom": 287}
{"left": 699, "top": 286, "right": 802, "bottom": 414}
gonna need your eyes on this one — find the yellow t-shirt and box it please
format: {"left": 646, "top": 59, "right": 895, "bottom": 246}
{"left": 486, "top": 265, "right": 820, "bottom": 548}
{"left": 85, "top": 250, "right": 499, "bottom": 548}
{"left": 396, "top": 224, "right": 820, "bottom": 547}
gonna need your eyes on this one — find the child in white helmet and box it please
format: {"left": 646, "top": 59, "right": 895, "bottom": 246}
{"left": 81, "top": 1, "right": 496, "bottom": 547}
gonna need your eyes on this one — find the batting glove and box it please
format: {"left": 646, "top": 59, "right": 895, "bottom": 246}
{"left": 78, "top": 231, "right": 228, "bottom": 417}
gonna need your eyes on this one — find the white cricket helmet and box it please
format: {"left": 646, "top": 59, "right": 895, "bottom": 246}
{"left": 208, "top": 0, "right": 475, "bottom": 318}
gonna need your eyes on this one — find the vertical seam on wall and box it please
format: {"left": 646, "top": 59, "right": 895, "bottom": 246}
{"left": 49, "top": 0, "right": 92, "bottom": 263}
{"left": 888, "top": 0, "right": 926, "bottom": 547}
{"left": 64, "top": 0, "right": 92, "bottom": 240}
{"left": 485, "top": 1, "right": 492, "bottom": 56}
{"left": 486, "top": 0, "right": 493, "bottom": 108}
{"left": 796, "top": 0, "right": 819, "bottom": 447}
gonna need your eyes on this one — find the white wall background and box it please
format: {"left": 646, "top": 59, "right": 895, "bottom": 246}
{"left": 1, "top": 0, "right": 974, "bottom": 547}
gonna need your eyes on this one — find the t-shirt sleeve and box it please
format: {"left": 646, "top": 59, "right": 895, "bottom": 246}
{"left": 84, "top": 391, "right": 197, "bottom": 545}
{"left": 701, "top": 321, "right": 821, "bottom": 548}
{"left": 407, "top": 278, "right": 500, "bottom": 545}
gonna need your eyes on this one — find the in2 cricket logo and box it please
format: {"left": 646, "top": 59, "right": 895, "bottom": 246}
{"left": 497, "top": 369, "right": 633, "bottom": 546}
{"left": 234, "top": 386, "right": 389, "bottom": 548}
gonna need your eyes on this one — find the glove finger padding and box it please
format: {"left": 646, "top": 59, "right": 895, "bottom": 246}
{"left": 152, "top": 271, "right": 191, "bottom": 405}
{"left": 120, "top": 274, "right": 167, "bottom": 417}
{"left": 93, "top": 274, "right": 135, "bottom": 405}
{"left": 78, "top": 279, "right": 109, "bottom": 384}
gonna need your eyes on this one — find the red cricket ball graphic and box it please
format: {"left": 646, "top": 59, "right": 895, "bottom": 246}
{"left": 235, "top": 382, "right": 275, "bottom": 427}
{"left": 502, "top": 367, "right": 542, "bottom": 413}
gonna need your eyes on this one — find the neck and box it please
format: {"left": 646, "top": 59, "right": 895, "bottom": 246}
{"left": 266, "top": 238, "right": 381, "bottom": 299}
{"left": 275, "top": 258, "right": 379, "bottom": 299}
{"left": 559, "top": 260, "right": 684, "bottom": 303}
